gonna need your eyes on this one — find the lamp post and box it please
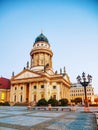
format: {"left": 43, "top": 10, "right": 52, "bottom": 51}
{"left": 76, "top": 72, "right": 92, "bottom": 110}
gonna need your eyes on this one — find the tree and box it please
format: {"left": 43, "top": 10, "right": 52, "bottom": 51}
{"left": 59, "top": 98, "right": 68, "bottom": 106}
{"left": 74, "top": 98, "right": 82, "bottom": 104}
{"left": 71, "top": 99, "right": 75, "bottom": 103}
{"left": 48, "top": 98, "right": 58, "bottom": 106}
{"left": 37, "top": 98, "right": 47, "bottom": 106}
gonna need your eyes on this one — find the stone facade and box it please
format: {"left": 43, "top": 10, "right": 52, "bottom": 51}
{"left": 10, "top": 33, "right": 70, "bottom": 103}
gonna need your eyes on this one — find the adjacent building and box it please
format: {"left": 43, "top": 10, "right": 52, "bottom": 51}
{"left": 10, "top": 33, "right": 70, "bottom": 104}
{"left": 70, "top": 83, "right": 94, "bottom": 104}
{"left": 0, "top": 77, "right": 10, "bottom": 103}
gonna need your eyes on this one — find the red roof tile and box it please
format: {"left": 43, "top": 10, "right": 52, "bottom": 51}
{"left": 0, "top": 77, "right": 11, "bottom": 89}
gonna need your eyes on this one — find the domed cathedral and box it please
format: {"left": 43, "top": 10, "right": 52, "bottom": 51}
{"left": 30, "top": 33, "right": 53, "bottom": 72}
{"left": 10, "top": 33, "right": 70, "bottom": 104}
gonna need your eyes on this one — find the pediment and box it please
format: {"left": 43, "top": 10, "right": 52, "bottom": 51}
{"left": 14, "top": 69, "right": 41, "bottom": 79}
{"left": 46, "top": 69, "right": 54, "bottom": 75}
{"left": 63, "top": 74, "right": 70, "bottom": 83}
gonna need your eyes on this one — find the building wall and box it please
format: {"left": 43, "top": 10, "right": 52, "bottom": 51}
{"left": 70, "top": 83, "right": 94, "bottom": 104}
{"left": 10, "top": 80, "right": 70, "bottom": 103}
{"left": 0, "top": 89, "right": 10, "bottom": 103}
{"left": 10, "top": 33, "right": 70, "bottom": 104}
{"left": 0, "top": 77, "right": 11, "bottom": 103}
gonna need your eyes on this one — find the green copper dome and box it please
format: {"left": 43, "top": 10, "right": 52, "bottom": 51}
{"left": 35, "top": 33, "right": 49, "bottom": 43}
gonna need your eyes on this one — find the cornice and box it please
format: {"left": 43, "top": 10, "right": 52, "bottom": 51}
{"left": 30, "top": 48, "right": 53, "bottom": 56}
{"left": 11, "top": 74, "right": 70, "bottom": 88}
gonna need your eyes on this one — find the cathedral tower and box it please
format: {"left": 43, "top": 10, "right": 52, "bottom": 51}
{"left": 30, "top": 33, "right": 53, "bottom": 71}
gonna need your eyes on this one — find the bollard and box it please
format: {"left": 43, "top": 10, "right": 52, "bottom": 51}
{"left": 27, "top": 103, "right": 31, "bottom": 110}
{"left": 48, "top": 104, "right": 52, "bottom": 111}
{"left": 84, "top": 107, "right": 89, "bottom": 112}
{"left": 72, "top": 104, "right": 76, "bottom": 112}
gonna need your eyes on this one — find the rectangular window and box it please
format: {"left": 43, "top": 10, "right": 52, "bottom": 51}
{"left": 14, "top": 95, "right": 16, "bottom": 102}
{"left": 20, "top": 95, "right": 22, "bottom": 102}
{"left": 21, "top": 86, "right": 23, "bottom": 90}
{"left": 34, "top": 86, "right": 37, "bottom": 89}
{"left": 53, "top": 86, "right": 56, "bottom": 89}
{"left": 41, "top": 85, "right": 44, "bottom": 88}
{"left": 34, "top": 95, "right": 36, "bottom": 101}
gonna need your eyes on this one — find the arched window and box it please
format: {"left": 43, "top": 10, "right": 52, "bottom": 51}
{"left": 41, "top": 94, "right": 44, "bottom": 99}
{"left": 53, "top": 95, "right": 56, "bottom": 99}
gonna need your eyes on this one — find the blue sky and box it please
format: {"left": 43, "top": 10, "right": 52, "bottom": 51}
{"left": 0, "top": 0, "right": 98, "bottom": 93}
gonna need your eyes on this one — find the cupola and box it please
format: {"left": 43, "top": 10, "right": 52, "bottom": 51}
{"left": 30, "top": 33, "right": 53, "bottom": 71}
{"left": 35, "top": 33, "right": 49, "bottom": 43}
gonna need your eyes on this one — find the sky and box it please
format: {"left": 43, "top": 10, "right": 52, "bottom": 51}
{"left": 0, "top": 0, "right": 98, "bottom": 93}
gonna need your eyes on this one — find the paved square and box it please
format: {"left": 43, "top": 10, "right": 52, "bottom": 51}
{"left": 27, "top": 112, "right": 64, "bottom": 117}
{"left": 0, "top": 113, "right": 11, "bottom": 117}
{"left": 0, "top": 111, "right": 30, "bottom": 115}
{"left": 0, "top": 107, "right": 97, "bottom": 130}
{"left": 0, "top": 116, "right": 51, "bottom": 126}
{"left": 0, "top": 127, "right": 18, "bottom": 130}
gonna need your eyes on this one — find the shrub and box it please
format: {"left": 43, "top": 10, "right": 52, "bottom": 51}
{"left": 59, "top": 98, "right": 68, "bottom": 106}
{"left": 4, "top": 102, "right": 10, "bottom": 106}
{"left": 74, "top": 98, "right": 82, "bottom": 104}
{"left": 0, "top": 102, "right": 10, "bottom": 106}
{"left": 37, "top": 98, "right": 48, "bottom": 106}
{"left": 48, "top": 98, "right": 58, "bottom": 106}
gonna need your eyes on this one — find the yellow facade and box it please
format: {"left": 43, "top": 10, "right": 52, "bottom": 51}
{"left": 10, "top": 33, "right": 70, "bottom": 104}
{"left": 0, "top": 89, "right": 10, "bottom": 103}
{"left": 70, "top": 83, "right": 94, "bottom": 104}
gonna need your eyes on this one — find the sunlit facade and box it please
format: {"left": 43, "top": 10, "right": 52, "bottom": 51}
{"left": 70, "top": 83, "right": 94, "bottom": 104}
{"left": 10, "top": 33, "right": 70, "bottom": 104}
{"left": 0, "top": 77, "right": 10, "bottom": 103}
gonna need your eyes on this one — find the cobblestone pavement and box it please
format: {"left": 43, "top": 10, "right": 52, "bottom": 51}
{"left": 0, "top": 106, "right": 97, "bottom": 130}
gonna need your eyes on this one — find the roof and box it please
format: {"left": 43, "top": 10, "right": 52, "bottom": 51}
{"left": 0, "top": 77, "right": 11, "bottom": 89}
{"left": 35, "top": 33, "right": 49, "bottom": 43}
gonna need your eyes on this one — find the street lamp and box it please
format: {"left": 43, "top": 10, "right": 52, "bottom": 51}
{"left": 76, "top": 72, "right": 92, "bottom": 109}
